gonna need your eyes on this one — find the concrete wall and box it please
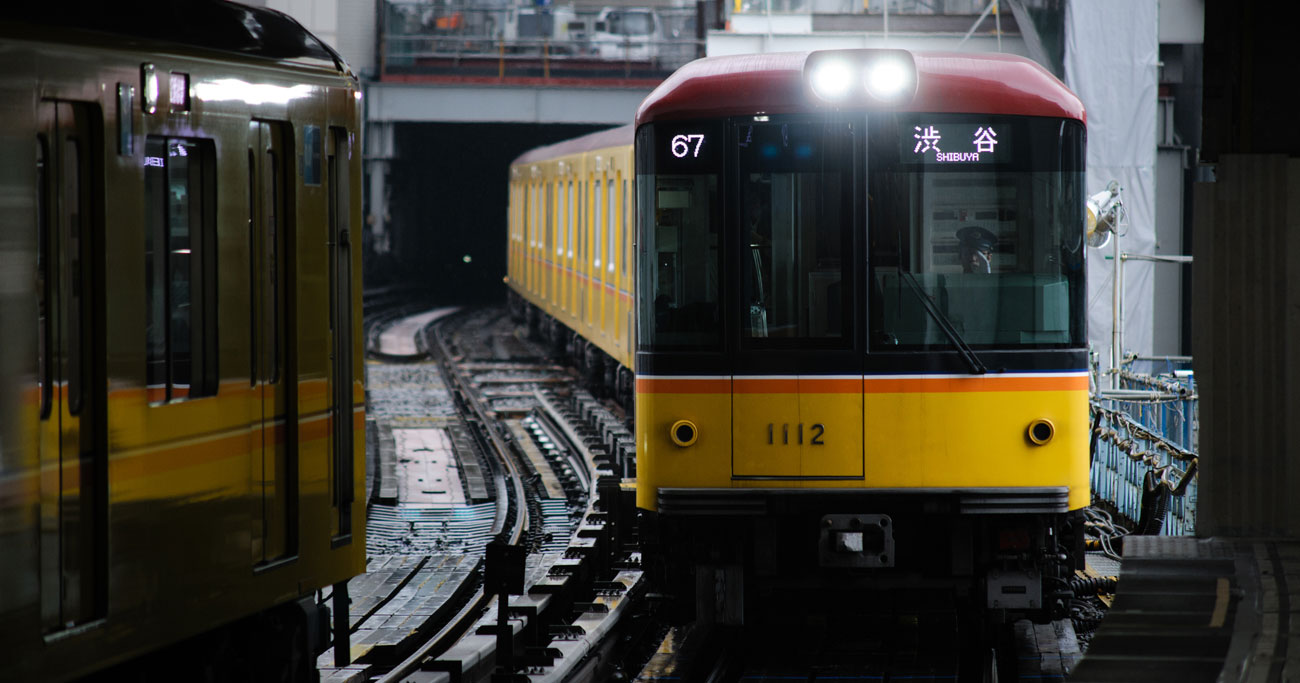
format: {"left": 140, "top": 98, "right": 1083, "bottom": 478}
{"left": 1192, "top": 156, "right": 1300, "bottom": 537}
{"left": 1152, "top": 145, "right": 1188, "bottom": 357}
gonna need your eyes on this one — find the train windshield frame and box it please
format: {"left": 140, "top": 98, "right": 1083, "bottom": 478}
{"left": 735, "top": 115, "right": 856, "bottom": 349}
{"left": 634, "top": 113, "right": 1086, "bottom": 358}
{"left": 635, "top": 121, "right": 724, "bottom": 352}
{"left": 868, "top": 114, "right": 1087, "bottom": 351}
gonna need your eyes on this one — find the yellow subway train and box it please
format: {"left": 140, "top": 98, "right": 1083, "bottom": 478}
{"left": 509, "top": 49, "right": 1091, "bottom": 635}
{"left": 507, "top": 125, "right": 638, "bottom": 406}
{"left": 0, "top": 3, "right": 364, "bottom": 680}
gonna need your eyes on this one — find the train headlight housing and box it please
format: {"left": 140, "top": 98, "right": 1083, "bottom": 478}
{"left": 1027, "top": 419, "right": 1055, "bottom": 446}
{"left": 864, "top": 57, "right": 913, "bottom": 102}
{"left": 804, "top": 49, "right": 917, "bottom": 107}
{"left": 808, "top": 59, "right": 854, "bottom": 102}
{"left": 669, "top": 419, "right": 699, "bottom": 448}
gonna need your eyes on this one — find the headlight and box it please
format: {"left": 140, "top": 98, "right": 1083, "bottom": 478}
{"left": 803, "top": 49, "right": 917, "bottom": 107}
{"left": 809, "top": 59, "right": 854, "bottom": 101}
{"left": 864, "top": 58, "right": 913, "bottom": 101}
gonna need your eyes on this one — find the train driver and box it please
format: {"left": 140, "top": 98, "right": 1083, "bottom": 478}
{"left": 956, "top": 225, "right": 998, "bottom": 274}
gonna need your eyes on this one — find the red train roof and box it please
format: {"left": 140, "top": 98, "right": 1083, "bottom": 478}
{"left": 511, "top": 124, "right": 635, "bottom": 166}
{"left": 635, "top": 50, "right": 1085, "bottom": 126}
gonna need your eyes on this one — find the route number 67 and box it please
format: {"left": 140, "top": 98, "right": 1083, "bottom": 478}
{"left": 671, "top": 134, "right": 705, "bottom": 159}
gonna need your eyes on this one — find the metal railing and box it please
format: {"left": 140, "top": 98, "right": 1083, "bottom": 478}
{"left": 733, "top": 0, "right": 991, "bottom": 16}
{"left": 1090, "top": 358, "right": 1198, "bottom": 536}
{"left": 381, "top": 1, "right": 705, "bottom": 81}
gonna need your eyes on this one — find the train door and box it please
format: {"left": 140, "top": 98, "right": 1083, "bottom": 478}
{"left": 622, "top": 176, "right": 632, "bottom": 353}
{"left": 730, "top": 118, "right": 862, "bottom": 479}
{"left": 557, "top": 176, "right": 567, "bottom": 313}
{"left": 604, "top": 174, "right": 616, "bottom": 339}
{"left": 566, "top": 179, "right": 575, "bottom": 314}
{"left": 593, "top": 171, "right": 604, "bottom": 334}
{"left": 36, "top": 101, "right": 107, "bottom": 632}
{"left": 327, "top": 127, "right": 354, "bottom": 542}
{"left": 545, "top": 180, "right": 553, "bottom": 304}
{"left": 248, "top": 120, "right": 296, "bottom": 564}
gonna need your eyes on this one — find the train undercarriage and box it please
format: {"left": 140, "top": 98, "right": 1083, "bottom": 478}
{"left": 643, "top": 491, "right": 1086, "bottom": 630}
{"left": 510, "top": 291, "right": 636, "bottom": 409}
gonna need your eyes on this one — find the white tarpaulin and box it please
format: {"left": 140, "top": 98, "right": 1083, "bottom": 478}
{"left": 1064, "top": 0, "right": 1159, "bottom": 374}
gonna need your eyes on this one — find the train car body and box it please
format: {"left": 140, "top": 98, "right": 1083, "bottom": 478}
{"left": 508, "top": 49, "right": 1089, "bottom": 632}
{"left": 0, "top": 3, "right": 365, "bottom": 680}
{"left": 506, "top": 125, "right": 638, "bottom": 406}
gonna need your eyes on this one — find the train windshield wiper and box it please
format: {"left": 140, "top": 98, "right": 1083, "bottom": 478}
{"left": 898, "top": 271, "right": 987, "bottom": 375}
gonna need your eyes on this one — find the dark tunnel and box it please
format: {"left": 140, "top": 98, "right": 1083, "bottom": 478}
{"left": 369, "top": 121, "right": 610, "bottom": 304}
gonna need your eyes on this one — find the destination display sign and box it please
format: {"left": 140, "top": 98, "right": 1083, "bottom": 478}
{"left": 904, "top": 121, "right": 1011, "bottom": 164}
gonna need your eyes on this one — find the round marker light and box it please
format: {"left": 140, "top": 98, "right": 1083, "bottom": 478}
{"left": 864, "top": 58, "right": 912, "bottom": 101}
{"left": 1027, "top": 419, "right": 1055, "bottom": 446}
{"left": 809, "top": 59, "right": 854, "bottom": 102}
{"left": 669, "top": 419, "right": 698, "bottom": 448}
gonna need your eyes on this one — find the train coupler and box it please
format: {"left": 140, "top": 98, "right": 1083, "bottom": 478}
{"left": 818, "top": 514, "right": 895, "bottom": 568}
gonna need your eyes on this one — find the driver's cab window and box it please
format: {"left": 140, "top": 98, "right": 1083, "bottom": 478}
{"left": 869, "top": 115, "right": 1085, "bottom": 349}
{"left": 737, "top": 117, "right": 853, "bottom": 344}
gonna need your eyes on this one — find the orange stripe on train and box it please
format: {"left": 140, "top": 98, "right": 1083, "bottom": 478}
{"left": 638, "top": 375, "right": 1088, "bottom": 394}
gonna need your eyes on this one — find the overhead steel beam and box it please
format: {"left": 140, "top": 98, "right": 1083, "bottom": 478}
{"left": 365, "top": 82, "right": 653, "bottom": 125}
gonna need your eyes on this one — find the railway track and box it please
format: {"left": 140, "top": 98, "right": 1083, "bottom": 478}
{"left": 323, "top": 305, "right": 644, "bottom": 683}
{"left": 331, "top": 302, "right": 1106, "bottom": 683}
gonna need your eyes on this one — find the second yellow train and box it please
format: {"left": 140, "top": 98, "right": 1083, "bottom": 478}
{"left": 507, "top": 125, "right": 638, "bottom": 407}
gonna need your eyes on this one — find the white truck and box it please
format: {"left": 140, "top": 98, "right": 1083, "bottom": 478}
{"left": 591, "top": 7, "right": 664, "bottom": 61}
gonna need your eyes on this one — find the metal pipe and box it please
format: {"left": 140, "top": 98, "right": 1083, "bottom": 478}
{"left": 1130, "top": 354, "right": 1193, "bottom": 363}
{"left": 765, "top": 0, "right": 772, "bottom": 50}
{"left": 994, "top": 0, "right": 1001, "bottom": 52}
{"left": 1111, "top": 230, "right": 1121, "bottom": 389}
{"left": 333, "top": 581, "right": 351, "bottom": 666}
{"left": 956, "top": 0, "right": 999, "bottom": 49}
{"left": 1121, "top": 253, "right": 1193, "bottom": 264}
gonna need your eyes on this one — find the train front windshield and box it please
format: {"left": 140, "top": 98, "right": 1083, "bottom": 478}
{"left": 635, "top": 114, "right": 1086, "bottom": 356}
{"left": 869, "top": 115, "right": 1086, "bottom": 350}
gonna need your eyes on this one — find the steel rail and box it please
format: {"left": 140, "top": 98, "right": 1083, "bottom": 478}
{"left": 375, "top": 312, "right": 531, "bottom": 683}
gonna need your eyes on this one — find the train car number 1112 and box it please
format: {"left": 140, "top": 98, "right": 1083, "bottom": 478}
{"left": 767, "top": 423, "right": 825, "bottom": 445}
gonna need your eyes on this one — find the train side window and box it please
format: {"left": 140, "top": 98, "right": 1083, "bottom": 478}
{"left": 248, "top": 150, "right": 257, "bottom": 386}
{"left": 621, "top": 178, "right": 628, "bottom": 278}
{"left": 36, "top": 136, "right": 52, "bottom": 420}
{"left": 145, "top": 136, "right": 218, "bottom": 403}
{"left": 594, "top": 177, "right": 603, "bottom": 271}
{"left": 546, "top": 181, "right": 554, "bottom": 299}
{"left": 606, "top": 178, "right": 615, "bottom": 274}
{"left": 558, "top": 177, "right": 567, "bottom": 257}
{"left": 635, "top": 122, "right": 722, "bottom": 350}
{"left": 62, "top": 138, "right": 83, "bottom": 414}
